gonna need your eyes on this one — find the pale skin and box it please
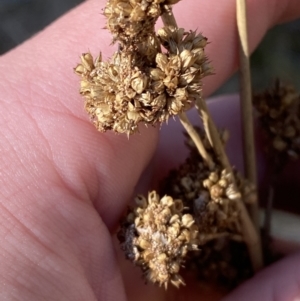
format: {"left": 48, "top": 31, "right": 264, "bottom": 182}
{"left": 0, "top": 0, "right": 300, "bottom": 300}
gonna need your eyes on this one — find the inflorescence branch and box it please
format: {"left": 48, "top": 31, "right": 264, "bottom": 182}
{"left": 75, "top": 0, "right": 263, "bottom": 288}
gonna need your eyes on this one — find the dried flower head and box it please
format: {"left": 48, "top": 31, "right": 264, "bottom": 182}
{"left": 161, "top": 136, "right": 256, "bottom": 286}
{"left": 253, "top": 80, "right": 300, "bottom": 170}
{"left": 160, "top": 127, "right": 254, "bottom": 285}
{"left": 75, "top": 42, "right": 212, "bottom": 134}
{"left": 162, "top": 127, "right": 245, "bottom": 236}
{"left": 75, "top": 52, "right": 142, "bottom": 134}
{"left": 104, "top": 0, "right": 180, "bottom": 43}
{"left": 75, "top": 0, "right": 213, "bottom": 135}
{"left": 200, "top": 169, "right": 242, "bottom": 235}
{"left": 118, "top": 191, "right": 198, "bottom": 288}
{"left": 157, "top": 26, "right": 213, "bottom": 98}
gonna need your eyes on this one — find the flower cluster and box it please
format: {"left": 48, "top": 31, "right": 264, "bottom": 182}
{"left": 104, "top": 0, "right": 180, "bottom": 43}
{"left": 165, "top": 166, "right": 243, "bottom": 236}
{"left": 75, "top": 0, "right": 212, "bottom": 135}
{"left": 200, "top": 169, "right": 242, "bottom": 235}
{"left": 253, "top": 80, "right": 300, "bottom": 170}
{"left": 75, "top": 28, "right": 212, "bottom": 134}
{"left": 118, "top": 191, "right": 198, "bottom": 288}
{"left": 159, "top": 126, "right": 256, "bottom": 285}
{"left": 162, "top": 127, "right": 251, "bottom": 237}
{"left": 120, "top": 123, "right": 256, "bottom": 286}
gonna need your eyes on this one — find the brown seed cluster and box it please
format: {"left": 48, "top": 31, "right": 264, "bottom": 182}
{"left": 165, "top": 165, "right": 243, "bottom": 237}
{"left": 118, "top": 191, "right": 198, "bottom": 288}
{"left": 160, "top": 129, "right": 255, "bottom": 285}
{"left": 104, "top": 0, "right": 180, "bottom": 43}
{"left": 156, "top": 26, "right": 213, "bottom": 102}
{"left": 199, "top": 170, "right": 242, "bottom": 236}
{"left": 75, "top": 0, "right": 212, "bottom": 135}
{"left": 161, "top": 126, "right": 249, "bottom": 239}
{"left": 253, "top": 80, "right": 300, "bottom": 170}
{"left": 159, "top": 125, "right": 259, "bottom": 283}
{"left": 75, "top": 41, "right": 211, "bottom": 134}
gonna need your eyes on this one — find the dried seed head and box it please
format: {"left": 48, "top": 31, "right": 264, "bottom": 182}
{"left": 253, "top": 80, "right": 300, "bottom": 170}
{"left": 75, "top": 42, "right": 212, "bottom": 135}
{"left": 118, "top": 191, "right": 198, "bottom": 288}
{"left": 104, "top": 0, "right": 180, "bottom": 44}
{"left": 74, "top": 51, "right": 153, "bottom": 135}
{"left": 76, "top": 1, "right": 214, "bottom": 136}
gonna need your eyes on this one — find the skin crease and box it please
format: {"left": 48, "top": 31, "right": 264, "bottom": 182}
{"left": 0, "top": 0, "right": 300, "bottom": 300}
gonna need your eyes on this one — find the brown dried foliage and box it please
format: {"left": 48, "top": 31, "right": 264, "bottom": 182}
{"left": 160, "top": 128, "right": 255, "bottom": 285}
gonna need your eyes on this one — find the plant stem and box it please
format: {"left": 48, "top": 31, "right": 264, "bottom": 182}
{"left": 161, "top": 5, "right": 178, "bottom": 28}
{"left": 178, "top": 112, "right": 214, "bottom": 170}
{"left": 196, "top": 99, "right": 231, "bottom": 170}
{"left": 197, "top": 97, "right": 263, "bottom": 272}
{"left": 161, "top": 5, "right": 263, "bottom": 272}
{"left": 161, "top": 5, "right": 214, "bottom": 170}
{"left": 236, "top": 0, "right": 260, "bottom": 232}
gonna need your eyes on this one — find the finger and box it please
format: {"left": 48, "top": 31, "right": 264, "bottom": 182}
{"left": 0, "top": 2, "right": 298, "bottom": 300}
{"left": 0, "top": 0, "right": 300, "bottom": 231}
{"left": 0, "top": 202, "right": 127, "bottom": 301}
{"left": 223, "top": 252, "right": 300, "bottom": 301}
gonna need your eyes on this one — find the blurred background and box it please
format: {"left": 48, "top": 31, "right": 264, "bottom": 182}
{"left": 0, "top": 0, "right": 299, "bottom": 94}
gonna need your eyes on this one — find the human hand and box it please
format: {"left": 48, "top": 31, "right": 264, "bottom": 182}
{"left": 0, "top": 0, "right": 299, "bottom": 300}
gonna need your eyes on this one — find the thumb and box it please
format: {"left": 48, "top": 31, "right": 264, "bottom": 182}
{"left": 223, "top": 253, "right": 300, "bottom": 301}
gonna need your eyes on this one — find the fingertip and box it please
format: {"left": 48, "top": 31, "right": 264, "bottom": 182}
{"left": 223, "top": 253, "right": 300, "bottom": 301}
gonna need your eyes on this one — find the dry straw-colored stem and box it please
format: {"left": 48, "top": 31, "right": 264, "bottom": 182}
{"left": 161, "top": 4, "right": 178, "bottom": 27}
{"left": 161, "top": 6, "right": 214, "bottom": 170}
{"left": 196, "top": 97, "right": 263, "bottom": 272}
{"left": 196, "top": 99, "right": 231, "bottom": 170}
{"left": 178, "top": 112, "right": 214, "bottom": 170}
{"left": 236, "top": 0, "right": 260, "bottom": 231}
{"left": 161, "top": 5, "right": 263, "bottom": 272}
